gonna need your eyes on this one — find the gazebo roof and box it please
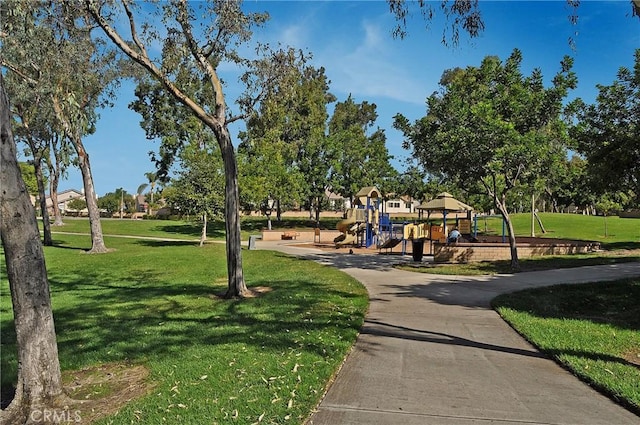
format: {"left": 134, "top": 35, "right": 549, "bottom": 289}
{"left": 416, "top": 192, "right": 473, "bottom": 212}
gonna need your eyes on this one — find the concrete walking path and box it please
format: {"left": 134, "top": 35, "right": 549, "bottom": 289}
{"left": 257, "top": 241, "right": 640, "bottom": 425}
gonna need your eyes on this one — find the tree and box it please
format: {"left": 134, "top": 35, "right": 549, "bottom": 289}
{"left": 569, "top": 49, "right": 640, "bottom": 208}
{"left": 238, "top": 64, "right": 331, "bottom": 223}
{"left": 328, "top": 95, "right": 396, "bottom": 206}
{"left": 1, "top": 72, "right": 66, "bottom": 425}
{"left": 288, "top": 68, "right": 336, "bottom": 224}
{"left": 98, "top": 188, "right": 135, "bottom": 216}
{"left": 67, "top": 197, "right": 87, "bottom": 214}
{"left": 47, "top": 12, "right": 119, "bottom": 253}
{"left": 1, "top": 2, "right": 120, "bottom": 253}
{"left": 5, "top": 63, "right": 55, "bottom": 245}
{"left": 87, "top": 0, "right": 308, "bottom": 297}
{"left": 398, "top": 164, "right": 428, "bottom": 210}
{"left": 595, "top": 193, "right": 628, "bottom": 237}
{"left": 387, "top": 0, "right": 639, "bottom": 44}
{"left": 15, "top": 116, "right": 54, "bottom": 246}
{"left": 18, "top": 161, "right": 39, "bottom": 196}
{"left": 164, "top": 147, "right": 225, "bottom": 246}
{"left": 135, "top": 172, "right": 159, "bottom": 215}
{"left": 46, "top": 133, "right": 74, "bottom": 226}
{"left": 238, "top": 138, "right": 303, "bottom": 226}
{"left": 387, "top": 0, "right": 485, "bottom": 43}
{"left": 395, "top": 49, "right": 576, "bottom": 270}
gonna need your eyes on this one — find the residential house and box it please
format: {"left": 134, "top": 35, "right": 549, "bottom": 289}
{"left": 45, "top": 189, "right": 85, "bottom": 215}
{"left": 384, "top": 194, "right": 420, "bottom": 215}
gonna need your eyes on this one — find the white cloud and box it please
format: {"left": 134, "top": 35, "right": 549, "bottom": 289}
{"left": 314, "top": 18, "right": 430, "bottom": 106}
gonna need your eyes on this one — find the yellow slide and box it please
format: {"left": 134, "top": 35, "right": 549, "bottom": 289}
{"left": 335, "top": 233, "right": 357, "bottom": 246}
{"left": 336, "top": 211, "right": 357, "bottom": 233}
{"left": 334, "top": 209, "right": 365, "bottom": 247}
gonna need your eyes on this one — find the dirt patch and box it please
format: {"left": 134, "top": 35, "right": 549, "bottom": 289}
{"left": 63, "top": 362, "right": 153, "bottom": 423}
{"left": 622, "top": 348, "right": 640, "bottom": 368}
{"left": 211, "top": 285, "right": 273, "bottom": 299}
{"left": 1, "top": 363, "right": 151, "bottom": 421}
{"left": 243, "top": 286, "right": 273, "bottom": 298}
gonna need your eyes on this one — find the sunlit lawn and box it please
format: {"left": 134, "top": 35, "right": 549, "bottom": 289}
{"left": 479, "top": 213, "right": 640, "bottom": 249}
{"left": 493, "top": 279, "right": 640, "bottom": 413}
{"left": 45, "top": 216, "right": 342, "bottom": 242}
{"left": 0, "top": 234, "right": 368, "bottom": 424}
{"left": 396, "top": 252, "right": 640, "bottom": 275}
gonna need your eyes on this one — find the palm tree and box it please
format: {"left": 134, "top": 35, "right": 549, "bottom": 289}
{"left": 137, "top": 171, "right": 159, "bottom": 215}
{"left": 145, "top": 171, "right": 157, "bottom": 204}
{"left": 136, "top": 183, "right": 148, "bottom": 213}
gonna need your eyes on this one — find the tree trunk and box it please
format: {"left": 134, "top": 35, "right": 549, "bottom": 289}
{"left": 47, "top": 143, "right": 65, "bottom": 226}
{"left": 200, "top": 213, "right": 207, "bottom": 247}
{"left": 51, "top": 97, "right": 107, "bottom": 253}
{"left": 216, "top": 126, "right": 248, "bottom": 298}
{"left": 74, "top": 137, "right": 108, "bottom": 253}
{"left": 494, "top": 195, "right": 520, "bottom": 272}
{"left": 0, "top": 76, "right": 66, "bottom": 424}
{"left": 534, "top": 211, "right": 546, "bottom": 234}
{"left": 49, "top": 174, "right": 64, "bottom": 226}
{"left": 315, "top": 196, "right": 321, "bottom": 226}
{"left": 33, "top": 155, "right": 53, "bottom": 246}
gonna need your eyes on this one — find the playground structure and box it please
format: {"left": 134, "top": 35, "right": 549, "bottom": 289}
{"left": 334, "top": 187, "right": 381, "bottom": 248}
{"left": 329, "top": 189, "right": 597, "bottom": 263}
{"left": 333, "top": 188, "right": 474, "bottom": 255}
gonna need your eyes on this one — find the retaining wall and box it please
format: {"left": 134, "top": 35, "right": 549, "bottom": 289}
{"left": 260, "top": 229, "right": 342, "bottom": 242}
{"left": 433, "top": 241, "right": 600, "bottom": 263}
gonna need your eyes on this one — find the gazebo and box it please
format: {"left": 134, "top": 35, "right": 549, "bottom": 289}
{"left": 416, "top": 192, "right": 474, "bottom": 236}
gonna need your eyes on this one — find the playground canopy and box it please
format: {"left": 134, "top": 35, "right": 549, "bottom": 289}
{"left": 417, "top": 193, "right": 474, "bottom": 235}
{"left": 417, "top": 192, "right": 473, "bottom": 213}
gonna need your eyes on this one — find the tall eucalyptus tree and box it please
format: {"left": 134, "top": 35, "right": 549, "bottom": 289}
{"left": 87, "top": 0, "right": 307, "bottom": 297}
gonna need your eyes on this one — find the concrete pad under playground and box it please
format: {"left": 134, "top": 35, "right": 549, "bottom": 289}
{"left": 257, "top": 241, "right": 640, "bottom": 425}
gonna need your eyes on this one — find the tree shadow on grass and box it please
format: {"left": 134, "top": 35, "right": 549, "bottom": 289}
{"left": 134, "top": 240, "right": 199, "bottom": 248}
{"left": 50, "top": 239, "right": 88, "bottom": 251}
{"left": 1, "top": 266, "right": 366, "bottom": 407}
{"left": 152, "top": 223, "right": 225, "bottom": 239}
{"left": 492, "top": 279, "right": 640, "bottom": 331}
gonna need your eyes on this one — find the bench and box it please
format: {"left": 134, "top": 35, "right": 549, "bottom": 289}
{"left": 281, "top": 231, "right": 300, "bottom": 240}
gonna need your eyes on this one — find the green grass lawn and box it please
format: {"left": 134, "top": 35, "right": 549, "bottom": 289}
{"left": 45, "top": 217, "right": 224, "bottom": 240}
{"left": 44, "top": 216, "right": 342, "bottom": 242}
{"left": 1, "top": 234, "right": 368, "bottom": 424}
{"left": 396, "top": 252, "right": 640, "bottom": 275}
{"left": 492, "top": 279, "right": 640, "bottom": 413}
{"left": 479, "top": 213, "right": 640, "bottom": 249}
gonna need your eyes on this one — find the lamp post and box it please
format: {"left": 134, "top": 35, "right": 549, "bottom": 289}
{"left": 119, "top": 188, "right": 124, "bottom": 219}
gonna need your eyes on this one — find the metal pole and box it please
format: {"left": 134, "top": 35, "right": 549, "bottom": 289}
{"left": 531, "top": 193, "right": 535, "bottom": 237}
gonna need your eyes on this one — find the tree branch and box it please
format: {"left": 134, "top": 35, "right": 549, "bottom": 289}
{"left": 1, "top": 61, "right": 38, "bottom": 87}
{"left": 85, "top": 0, "right": 215, "bottom": 127}
{"left": 175, "top": 0, "right": 226, "bottom": 122}
{"left": 122, "top": 0, "right": 148, "bottom": 57}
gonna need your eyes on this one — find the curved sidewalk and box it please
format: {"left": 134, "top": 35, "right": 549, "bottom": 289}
{"left": 257, "top": 241, "right": 640, "bottom": 425}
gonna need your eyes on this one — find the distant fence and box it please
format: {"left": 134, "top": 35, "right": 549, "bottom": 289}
{"left": 620, "top": 209, "right": 640, "bottom": 218}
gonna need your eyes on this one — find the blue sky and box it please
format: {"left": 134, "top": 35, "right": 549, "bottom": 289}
{"left": 52, "top": 1, "right": 639, "bottom": 196}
